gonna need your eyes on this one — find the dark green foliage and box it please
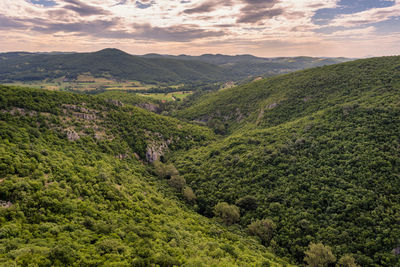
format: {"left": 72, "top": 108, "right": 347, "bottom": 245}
{"left": 248, "top": 219, "right": 275, "bottom": 245}
{"left": 172, "top": 56, "right": 400, "bottom": 266}
{"left": 168, "top": 175, "right": 186, "bottom": 191}
{"left": 213, "top": 202, "right": 240, "bottom": 225}
{"left": 153, "top": 161, "right": 179, "bottom": 179}
{"left": 236, "top": 196, "right": 258, "bottom": 211}
{"left": 0, "top": 85, "right": 288, "bottom": 266}
{"left": 176, "top": 56, "right": 400, "bottom": 134}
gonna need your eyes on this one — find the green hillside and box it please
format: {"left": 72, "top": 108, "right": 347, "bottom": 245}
{"left": 176, "top": 56, "right": 400, "bottom": 133}
{"left": 0, "top": 49, "right": 236, "bottom": 84}
{"left": 143, "top": 54, "right": 351, "bottom": 78}
{"left": 171, "top": 56, "right": 400, "bottom": 266}
{"left": 0, "top": 86, "right": 289, "bottom": 266}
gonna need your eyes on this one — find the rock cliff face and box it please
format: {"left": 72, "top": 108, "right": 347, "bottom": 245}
{"left": 137, "top": 103, "right": 160, "bottom": 113}
{"left": 145, "top": 137, "right": 173, "bottom": 162}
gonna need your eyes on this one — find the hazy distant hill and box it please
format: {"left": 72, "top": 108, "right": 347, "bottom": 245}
{"left": 0, "top": 49, "right": 237, "bottom": 84}
{"left": 0, "top": 49, "right": 352, "bottom": 86}
{"left": 142, "top": 53, "right": 352, "bottom": 77}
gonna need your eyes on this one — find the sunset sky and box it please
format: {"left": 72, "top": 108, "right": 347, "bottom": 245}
{"left": 0, "top": 0, "right": 399, "bottom": 57}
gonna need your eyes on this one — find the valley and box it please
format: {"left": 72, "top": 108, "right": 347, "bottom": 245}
{"left": 0, "top": 52, "right": 399, "bottom": 266}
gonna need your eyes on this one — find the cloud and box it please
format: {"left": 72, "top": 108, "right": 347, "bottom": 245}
{"left": 237, "top": 8, "right": 283, "bottom": 23}
{"left": 62, "top": 0, "right": 111, "bottom": 16}
{"left": 237, "top": 0, "right": 282, "bottom": 23}
{"left": 330, "top": 3, "right": 400, "bottom": 27}
{"left": 0, "top": 14, "right": 26, "bottom": 29}
{"left": 0, "top": 0, "right": 398, "bottom": 58}
{"left": 183, "top": 0, "right": 233, "bottom": 14}
{"left": 131, "top": 23, "right": 225, "bottom": 41}
{"left": 0, "top": 12, "right": 224, "bottom": 42}
{"left": 136, "top": 0, "right": 154, "bottom": 9}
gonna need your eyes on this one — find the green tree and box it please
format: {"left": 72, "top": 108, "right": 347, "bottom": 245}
{"left": 247, "top": 218, "right": 275, "bottom": 245}
{"left": 153, "top": 161, "right": 179, "bottom": 179}
{"left": 236, "top": 196, "right": 258, "bottom": 211}
{"left": 213, "top": 202, "right": 240, "bottom": 225}
{"left": 304, "top": 243, "right": 336, "bottom": 267}
{"left": 336, "top": 255, "right": 360, "bottom": 267}
{"left": 168, "top": 175, "right": 186, "bottom": 191}
{"left": 183, "top": 186, "right": 197, "bottom": 203}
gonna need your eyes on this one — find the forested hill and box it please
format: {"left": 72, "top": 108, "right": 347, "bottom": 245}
{"left": 142, "top": 53, "right": 351, "bottom": 77}
{"left": 175, "top": 56, "right": 400, "bottom": 134}
{"left": 0, "top": 49, "right": 237, "bottom": 83}
{"left": 0, "top": 49, "right": 351, "bottom": 85}
{"left": 171, "top": 56, "right": 400, "bottom": 266}
{"left": 0, "top": 85, "right": 290, "bottom": 266}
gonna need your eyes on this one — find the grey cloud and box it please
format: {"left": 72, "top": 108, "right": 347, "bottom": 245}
{"left": 136, "top": 0, "right": 155, "bottom": 9}
{"left": 31, "top": 19, "right": 118, "bottom": 34}
{"left": 0, "top": 14, "right": 27, "bottom": 29}
{"left": 242, "top": 0, "right": 278, "bottom": 5}
{"left": 183, "top": 0, "right": 233, "bottom": 14}
{"left": 237, "top": 0, "right": 282, "bottom": 24}
{"left": 238, "top": 8, "right": 283, "bottom": 23}
{"left": 131, "top": 23, "right": 225, "bottom": 41}
{"left": 0, "top": 14, "right": 224, "bottom": 42}
{"left": 62, "top": 0, "right": 110, "bottom": 16}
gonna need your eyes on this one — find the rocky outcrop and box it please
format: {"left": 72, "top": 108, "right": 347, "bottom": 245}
{"left": 0, "top": 200, "right": 12, "bottom": 208}
{"left": 268, "top": 102, "right": 278, "bottom": 109}
{"left": 145, "top": 138, "right": 173, "bottom": 162}
{"left": 74, "top": 112, "right": 97, "bottom": 121}
{"left": 107, "top": 99, "right": 124, "bottom": 107}
{"left": 66, "top": 129, "right": 80, "bottom": 141}
{"left": 137, "top": 103, "right": 160, "bottom": 113}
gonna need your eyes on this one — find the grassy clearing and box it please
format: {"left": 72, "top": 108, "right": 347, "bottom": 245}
{"left": 140, "top": 91, "right": 192, "bottom": 101}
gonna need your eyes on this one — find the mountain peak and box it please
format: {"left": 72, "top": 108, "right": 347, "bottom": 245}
{"left": 95, "top": 48, "right": 130, "bottom": 56}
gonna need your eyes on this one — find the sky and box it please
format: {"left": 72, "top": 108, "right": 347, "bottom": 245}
{"left": 0, "top": 0, "right": 399, "bottom": 57}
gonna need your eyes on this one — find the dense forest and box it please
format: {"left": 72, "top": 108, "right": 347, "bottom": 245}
{"left": 0, "top": 49, "right": 236, "bottom": 84}
{"left": 0, "top": 49, "right": 349, "bottom": 85}
{"left": 1, "top": 55, "right": 400, "bottom": 266}
{"left": 171, "top": 56, "right": 400, "bottom": 266}
{"left": 0, "top": 85, "right": 291, "bottom": 266}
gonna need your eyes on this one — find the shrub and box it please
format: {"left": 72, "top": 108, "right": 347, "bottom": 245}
{"left": 153, "top": 161, "right": 179, "bottom": 179}
{"left": 168, "top": 175, "right": 186, "bottom": 191}
{"left": 183, "top": 186, "right": 196, "bottom": 203}
{"left": 304, "top": 243, "right": 336, "bottom": 267}
{"left": 247, "top": 218, "right": 275, "bottom": 245}
{"left": 213, "top": 202, "right": 240, "bottom": 225}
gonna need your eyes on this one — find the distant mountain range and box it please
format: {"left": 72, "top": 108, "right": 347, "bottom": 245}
{"left": 142, "top": 53, "right": 352, "bottom": 77}
{"left": 0, "top": 48, "right": 352, "bottom": 84}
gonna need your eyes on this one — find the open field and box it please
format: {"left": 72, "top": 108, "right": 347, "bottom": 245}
{"left": 139, "top": 91, "right": 193, "bottom": 101}
{"left": 4, "top": 76, "right": 178, "bottom": 92}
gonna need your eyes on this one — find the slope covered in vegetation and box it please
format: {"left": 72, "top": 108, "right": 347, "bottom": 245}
{"left": 172, "top": 56, "right": 400, "bottom": 266}
{"left": 176, "top": 56, "right": 400, "bottom": 134}
{"left": 0, "top": 86, "right": 290, "bottom": 266}
{"left": 143, "top": 54, "right": 351, "bottom": 78}
{"left": 0, "top": 49, "right": 236, "bottom": 84}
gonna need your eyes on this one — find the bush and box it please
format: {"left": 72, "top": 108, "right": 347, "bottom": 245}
{"left": 236, "top": 196, "right": 258, "bottom": 211}
{"left": 153, "top": 161, "right": 179, "bottom": 179}
{"left": 336, "top": 255, "right": 360, "bottom": 267}
{"left": 213, "top": 202, "right": 240, "bottom": 225}
{"left": 304, "top": 243, "right": 336, "bottom": 267}
{"left": 168, "top": 175, "right": 186, "bottom": 191}
{"left": 247, "top": 218, "right": 275, "bottom": 245}
{"left": 183, "top": 186, "right": 196, "bottom": 203}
